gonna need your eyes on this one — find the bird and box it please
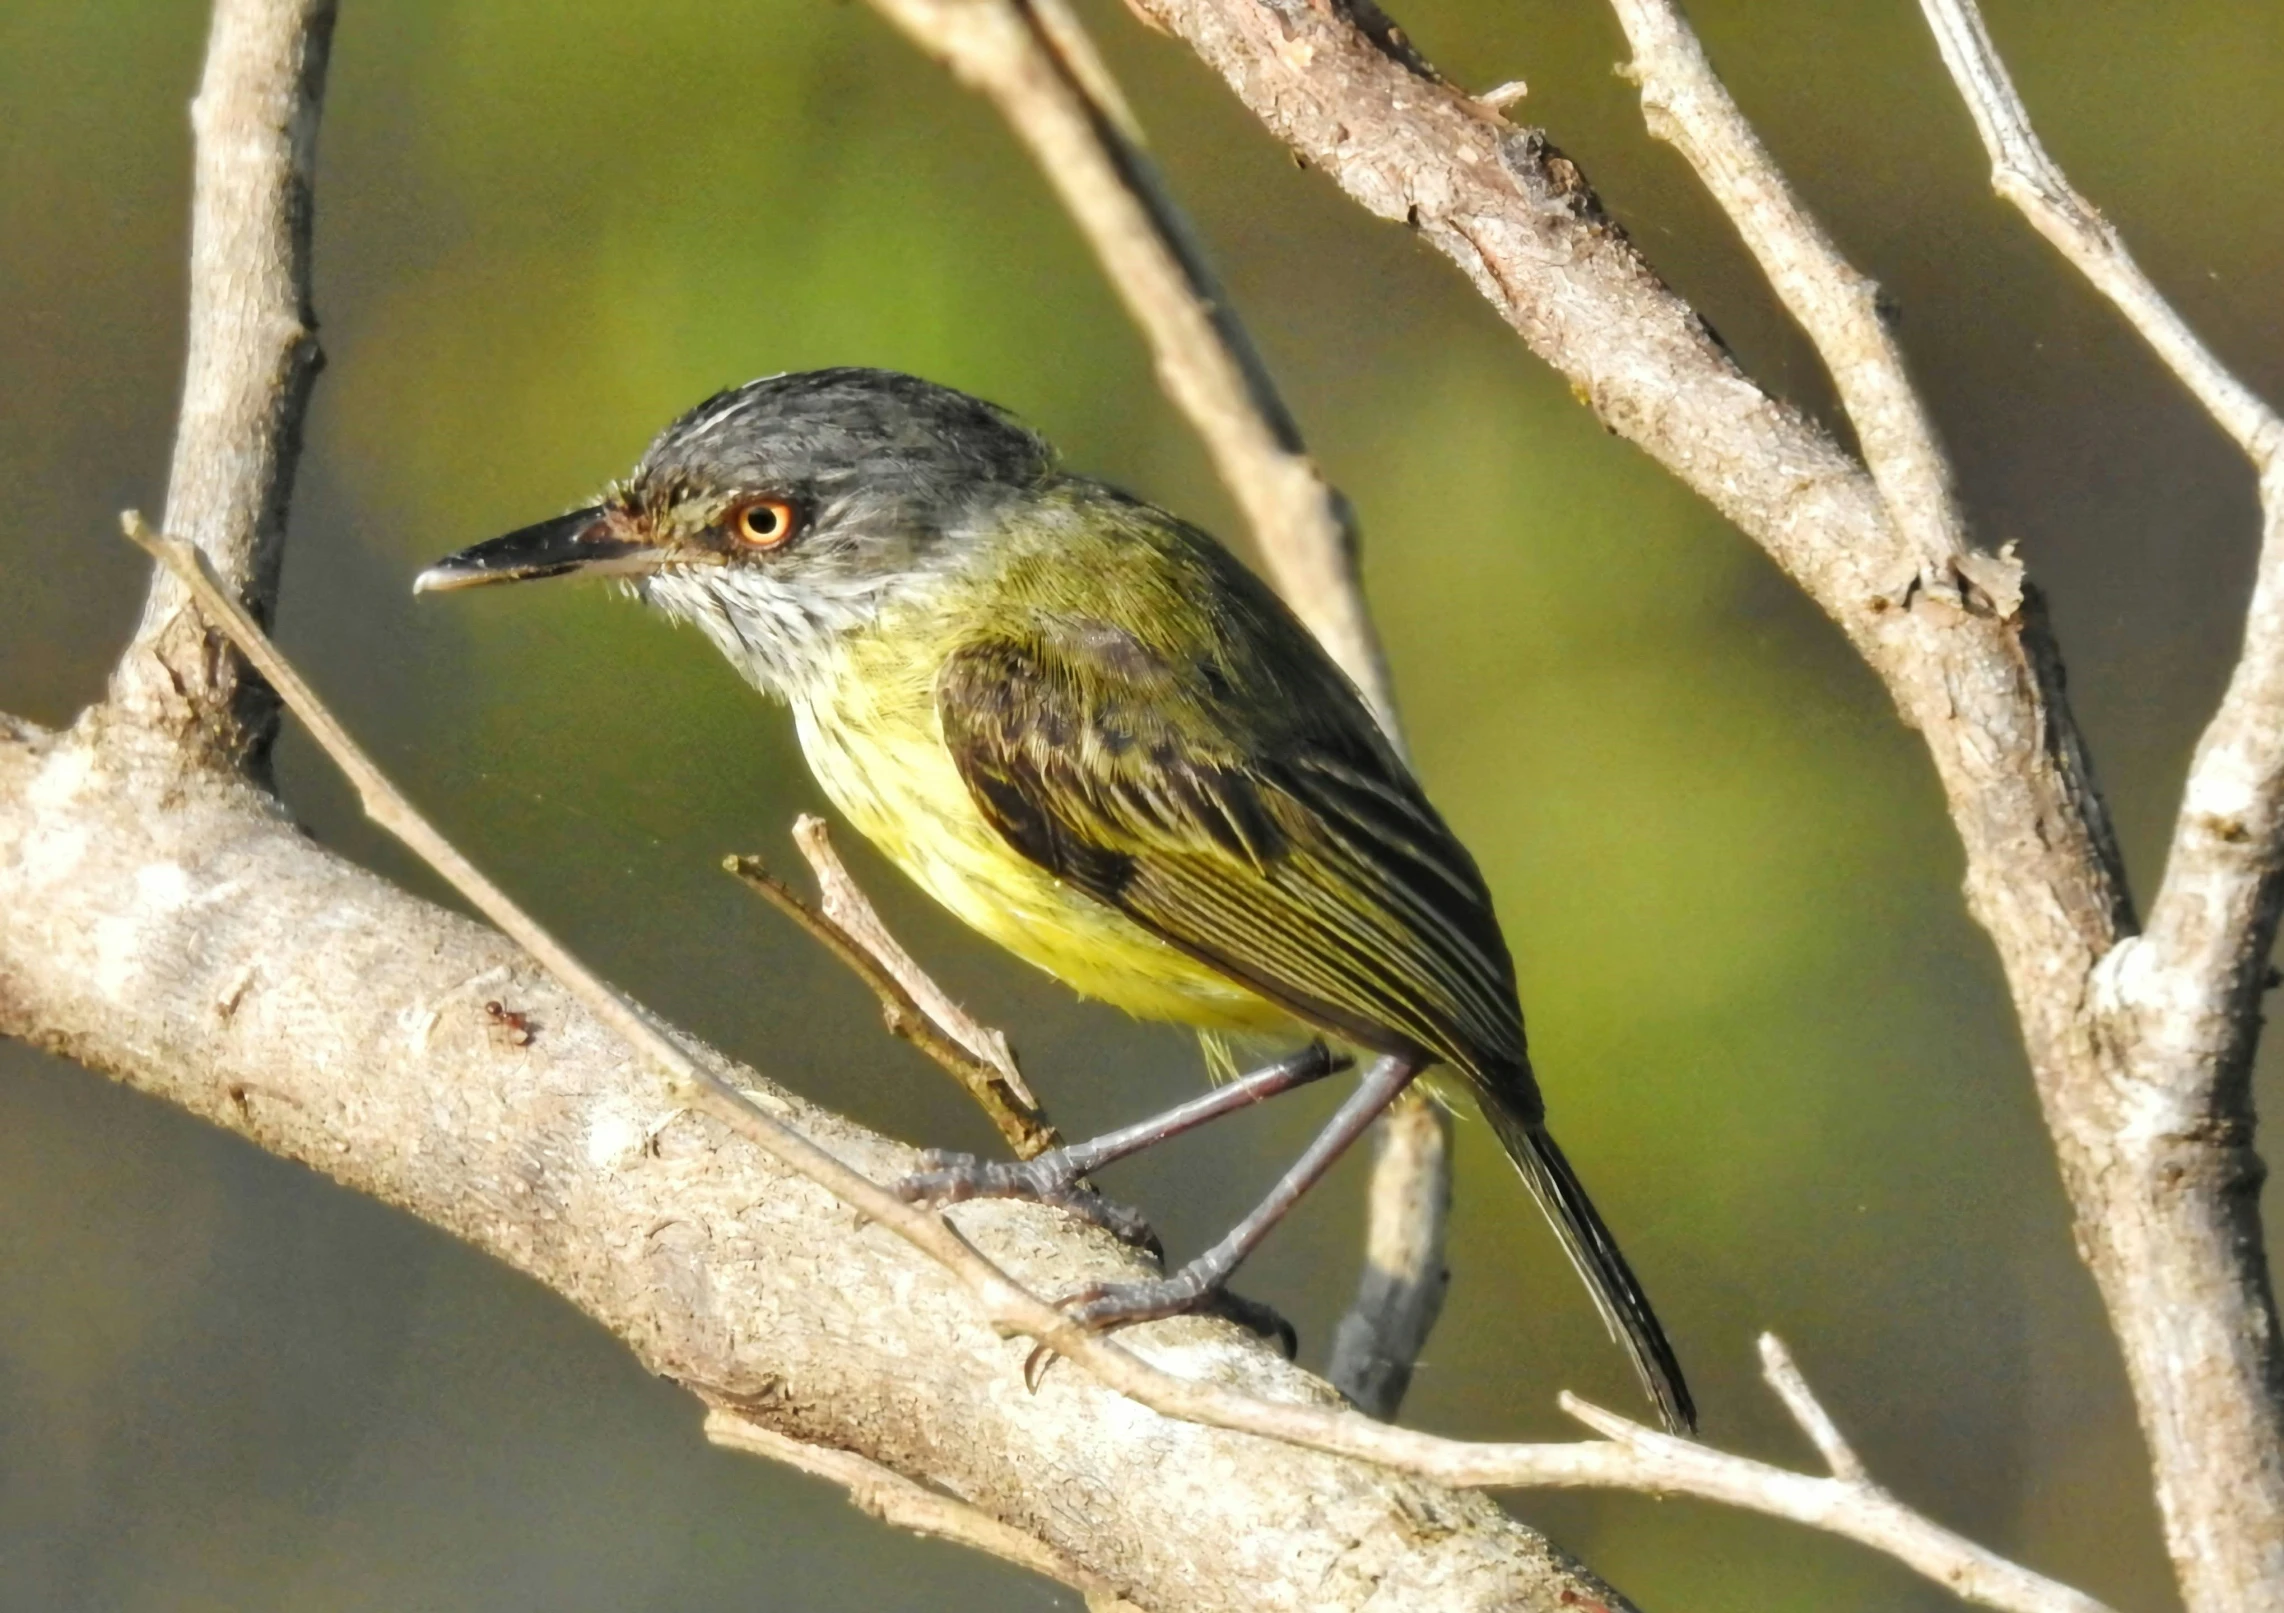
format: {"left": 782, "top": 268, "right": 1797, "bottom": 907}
{"left": 416, "top": 367, "right": 1695, "bottom": 1433}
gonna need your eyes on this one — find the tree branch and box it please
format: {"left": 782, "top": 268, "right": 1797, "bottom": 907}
{"left": 727, "top": 828, "right": 1056, "bottom": 1158}
{"left": 104, "top": 0, "right": 336, "bottom": 765}
{"left": 702, "top": 1411, "right": 1144, "bottom": 1610}
{"left": 1917, "top": 3, "right": 2284, "bottom": 1604}
{"left": 1605, "top": 0, "right": 1998, "bottom": 602}
{"left": 1545, "top": 1335, "right": 2111, "bottom": 1613}
{"left": 1326, "top": 1090, "right": 1451, "bottom": 1419}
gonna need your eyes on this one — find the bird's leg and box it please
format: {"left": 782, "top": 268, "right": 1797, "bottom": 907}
{"left": 893, "top": 1042, "right": 1347, "bottom": 1250}
{"left": 1052, "top": 1052, "right": 1425, "bottom": 1335}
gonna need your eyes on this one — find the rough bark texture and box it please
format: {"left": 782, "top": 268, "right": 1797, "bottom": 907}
{"left": 107, "top": 0, "right": 334, "bottom": 769}
{"left": 0, "top": 714, "right": 1627, "bottom": 1613}
{"left": 1129, "top": 1, "right": 2283, "bottom": 1605}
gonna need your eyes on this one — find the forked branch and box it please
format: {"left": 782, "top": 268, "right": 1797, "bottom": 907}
{"left": 106, "top": 0, "right": 336, "bottom": 760}
{"left": 728, "top": 831, "right": 1056, "bottom": 1158}
{"left": 1607, "top": 0, "right": 1986, "bottom": 598}
{"left": 1914, "top": 3, "right": 2284, "bottom": 1604}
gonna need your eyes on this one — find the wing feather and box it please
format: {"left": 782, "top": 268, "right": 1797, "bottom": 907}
{"left": 937, "top": 624, "right": 1534, "bottom": 1103}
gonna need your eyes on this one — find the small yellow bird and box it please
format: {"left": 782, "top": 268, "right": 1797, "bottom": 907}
{"left": 418, "top": 368, "right": 1694, "bottom": 1432}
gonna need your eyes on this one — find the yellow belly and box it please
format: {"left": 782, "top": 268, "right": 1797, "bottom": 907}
{"left": 789, "top": 638, "right": 1290, "bottom": 1036}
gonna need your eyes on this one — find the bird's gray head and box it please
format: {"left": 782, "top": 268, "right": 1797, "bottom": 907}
{"left": 415, "top": 368, "right": 1056, "bottom": 695}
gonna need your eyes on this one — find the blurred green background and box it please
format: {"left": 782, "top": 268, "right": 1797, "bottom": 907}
{"left": 4, "top": 0, "right": 2278, "bottom": 1607}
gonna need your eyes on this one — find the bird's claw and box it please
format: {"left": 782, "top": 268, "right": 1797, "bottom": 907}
{"left": 1020, "top": 1277, "right": 1296, "bottom": 1390}
{"left": 894, "top": 1152, "right": 1162, "bottom": 1256}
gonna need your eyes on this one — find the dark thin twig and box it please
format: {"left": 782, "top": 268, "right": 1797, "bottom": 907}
{"left": 726, "top": 851, "right": 1058, "bottom": 1159}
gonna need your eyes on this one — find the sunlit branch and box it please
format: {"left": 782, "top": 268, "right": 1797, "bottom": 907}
{"left": 1918, "top": 3, "right": 2284, "bottom": 1605}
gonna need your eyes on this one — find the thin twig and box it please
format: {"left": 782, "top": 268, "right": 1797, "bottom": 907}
{"left": 1918, "top": 5, "right": 2284, "bottom": 1606}
{"left": 124, "top": 510, "right": 2113, "bottom": 1613}
{"left": 726, "top": 846, "right": 1057, "bottom": 1159}
{"left": 1757, "top": 1332, "right": 1865, "bottom": 1485}
{"left": 1605, "top": 0, "right": 2002, "bottom": 606}
{"left": 1918, "top": 0, "right": 2284, "bottom": 462}
{"left": 1555, "top": 1338, "right": 2109, "bottom": 1613}
{"left": 702, "top": 1411, "right": 1143, "bottom": 1609}
{"left": 861, "top": 0, "right": 1397, "bottom": 735}
{"left": 791, "top": 815, "right": 1036, "bottom": 1110}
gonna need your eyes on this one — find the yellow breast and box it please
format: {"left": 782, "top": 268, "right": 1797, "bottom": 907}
{"left": 789, "top": 627, "right": 1290, "bottom": 1036}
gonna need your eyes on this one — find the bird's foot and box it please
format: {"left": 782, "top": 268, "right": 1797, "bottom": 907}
{"left": 894, "top": 1149, "right": 1160, "bottom": 1256}
{"left": 1021, "top": 1267, "right": 1296, "bottom": 1390}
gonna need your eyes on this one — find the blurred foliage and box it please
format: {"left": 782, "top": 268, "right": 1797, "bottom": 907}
{"left": 4, "top": 0, "right": 2280, "bottom": 1608}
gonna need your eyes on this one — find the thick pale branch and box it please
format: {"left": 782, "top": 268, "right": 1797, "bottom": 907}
{"left": 702, "top": 1412, "right": 1143, "bottom": 1608}
{"left": 1915, "top": 4, "right": 2284, "bottom": 1605}
{"left": 106, "top": 0, "right": 335, "bottom": 761}
{"left": 1, "top": 718, "right": 1605, "bottom": 1612}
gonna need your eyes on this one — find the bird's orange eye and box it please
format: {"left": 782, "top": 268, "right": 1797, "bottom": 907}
{"left": 730, "top": 498, "right": 798, "bottom": 550}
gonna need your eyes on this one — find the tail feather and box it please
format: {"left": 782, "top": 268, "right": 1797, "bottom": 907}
{"left": 1484, "top": 1102, "right": 1696, "bottom": 1435}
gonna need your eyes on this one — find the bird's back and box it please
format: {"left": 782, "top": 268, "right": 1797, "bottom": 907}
{"left": 917, "top": 479, "right": 1544, "bottom": 1116}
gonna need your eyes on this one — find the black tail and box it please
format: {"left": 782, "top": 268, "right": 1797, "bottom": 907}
{"left": 1484, "top": 1102, "right": 1696, "bottom": 1435}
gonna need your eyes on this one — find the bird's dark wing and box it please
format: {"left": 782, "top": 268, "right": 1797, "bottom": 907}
{"left": 936, "top": 624, "right": 1534, "bottom": 1101}
{"left": 940, "top": 590, "right": 1694, "bottom": 1436}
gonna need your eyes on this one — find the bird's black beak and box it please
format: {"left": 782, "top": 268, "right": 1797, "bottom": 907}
{"left": 413, "top": 506, "right": 665, "bottom": 594}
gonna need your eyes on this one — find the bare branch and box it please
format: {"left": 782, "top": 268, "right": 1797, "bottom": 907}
{"left": 1757, "top": 1332, "right": 1865, "bottom": 1485}
{"left": 1604, "top": 0, "right": 2009, "bottom": 607}
{"left": 703, "top": 1412, "right": 1142, "bottom": 1608}
{"left": 1916, "top": 4, "right": 2284, "bottom": 1604}
{"left": 1918, "top": 0, "right": 2284, "bottom": 460}
{"left": 111, "top": 511, "right": 2114, "bottom": 1613}
{"left": 726, "top": 843, "right": 1057, "bottom": 1158}
{"left": 859, "top": 0, "right": 1397, "bottom": 734}
{"left": 1555, "top": 1364, "right": 2111, "bottom": 1613}
{"left": 1327, "top": 1090, "right": 1452, "bottom": 1417}
{"left": 106, "top": 0, "right": 336, "bottom": 762}
{"left": 792, "top": 815, "right": 1037, "bottom": 1112}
